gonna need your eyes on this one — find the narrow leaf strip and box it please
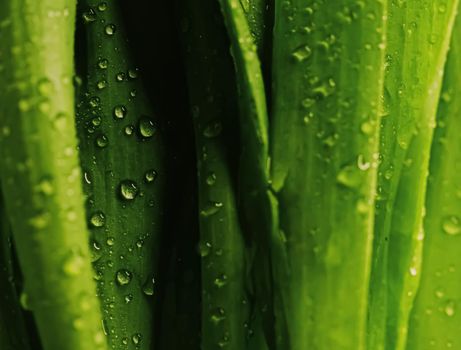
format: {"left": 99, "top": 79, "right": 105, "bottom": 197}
{"left": 406, "top": 10, "right": 461, "bottom": 350}
{"left": 271, "top": 1, "right": 387, "bottom": 349}
{"left": 178, "top": 0, "right": 249, "bottom": 348}
{"left": 218, "top": 1, "right": 277, "bottom": 348}
{"left": 75, "top": 1, "right": 165, "bottom": 349}
{"left": 0, "top": 1, "right": 107, "bottom": 349}
{"left": 368, "top": 2, "right": 459, "bottom": 349}
{"left": 0, "top": 193, "right": 31, "bottom": 350}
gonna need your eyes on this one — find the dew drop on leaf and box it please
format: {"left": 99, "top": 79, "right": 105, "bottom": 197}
{"left": 119, "top": 180, "right": 139, "bottom": 200}
{"left": 442, "top": 215, "right": 461, "bottom": 236}
{"left": 116, "top": 269, "right": 132, "bottom": 286}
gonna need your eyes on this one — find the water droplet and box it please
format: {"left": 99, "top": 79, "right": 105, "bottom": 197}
{"left": 90, "top": 240, "right": 102, "bottom": 262}
{"left": 210, "top": 308, "right": 226, "bottom": 324}
{"left": 89, "top": 96, "right": 100, "bottom": 108}
{"left": 37, "top": 78, "right": 53, "bottom": 95}
{"left": 106, "top": 237, "right": 115, "bottom": 246}
{"left": 409, "top": 267, "right": 417, "bottom": 276}
{"left": 214, "top": 274, "right": 228, "bottom": 288}
{"left": 113, "top": 105, "right": 127, "bottom": 119}
{"left": 97, "top": 2, "right": 107, "bottom": 11}
{"left": 119, "top": 180, "right": 139, "bottom": 200}
{"left": 144, "top": 169, "right": 157, "bottom": 183}
{"left": 63, "top": 251, "right": 85, "bottom": 276}
{"left": 203, "top": 121, "right": 223, "bottom": 138}
{"left": 132, "top": 333, "right": 142, "bottom": 346}
{"left": 116, "top": 269, "right": 132, "bottom": 286}
{"left": 20, "top": 292, "right": 31, "bottom": 310}
{"left": 124, "top": 125, "right": 134, "bottom": 136}
{"left": 361, "top": 121, "right": 373, "bottom": 135}
{"left": 138, "top": 117, "right": 157, "bottom": 138}
{"left": 96, "top": 80, "right": 107, "bottom": 90}
{"left": 337, "top": 164, "right": 360, "bottom": 188}
{"left": 445, "top": 300, "right": 456, "bottom": 317}
{"left": 124, "top": 294, "right": 133, "bottom": 303}
{"left": 197, "top": 241, "right": 212, "bottom": 257}
{"left": 105, "top": 24, "right": 116, "bottom": 36}
{"left": 292, "top": 45, "right": 312, "bottom": 62}
{"left": 90, "top": 211, "right": 106, "bottom": 228}
{"left": 442, "top": 216, "right": 461, "bottom": 236}
{"left": 128, "top": 68, "right": 139, "bottom": 79}
{"left": 95, "top": 134, "right": 108, "bottom": 148}
{"left": 116, "top": 72, "right": 126, "bottom": 81}
{"left": 200, "top": 201, "right": 223, "bottom": 217}
{"left": 82, "top": 8, "right": 97, "bottom": 23}
{"left": 97, "top": 58, "right": 108, "bottom": 69}
{"left": 206, "top": 172, "right": 217, "bottom": 186}
{"left": 142, "top": 277, "right": 155, "bottom": 296}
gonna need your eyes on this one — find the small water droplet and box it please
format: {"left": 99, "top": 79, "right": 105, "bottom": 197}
{"left": 116, "top": 269, "right": 132, "bottom": 286}
{"left": 63, "top": 251, "right": 85, "bottom": 276}
{"left": 95, "top": 134, "right": 108, "bottom": 148}
{"left": 90, "top": 211, "right": 106, "bottom": 228}
{"left": 113, "top": 105, "right": 127, "bottom": 119}
{"left": 82, "top": 8, "right": 97, "bottom": 23}
{"left": 116, "top": 72, "right": 126, "bottom": 81}
{"left": 197, "top": 241, "right": 212, "bottom": 257}
{"left": 90, "top": 240, "right": 102, "bottom": 262}
{"left": 214, "top": 274, "right": 228, "bottom": 288}
{"left": 200, "top": 201, "right": 223, "bottom": 217}
{"left": 98, "top": 2, "right": 107, "bottom": 11}
{"left": 144, "top": 169, "right": 157, "bottom": 183}
{"left": 124, "top": 125, "right": 134, "bottom": 136}
{"left": 206, "top": 172, "right": 217, "bottom": 186}
{"left": 96, "top": 80, "right": 107, "bottom": 90}
{"left": 128, "top": 68, "right": 139, "bottom": 79}
{"left": 442, "top": 216, "right": 461, "bottom": 236}
{"left": 125, "top": 294, "right": 133, "bottom": 303}
{"left": 142, "top": 277, "right": 155, "bottom": 296}
{"left": 97, "top": 58, "right": 108, "bottom": 69}
{"left": 445, "top": 300, "right": 456, "bottom": 317}
{"left": 119, "top": 180, "right": 139, "bottom": 200}
{"left": 20, "top": 292, "right": 31, "bottom": 310}
{"left": 132, "top": 333, "right": 142, "bottom": 346}
{"left": 203, "top": 121, "right": 223, "bottom": 138}
{"left": 292, "top": 45, "right": 312, "bottom": 62}
{"left": 210, "top": 308, "right": 226, "bottom": 324}
{"left": 337, "top": 164, "right": 360, "bottom": 188}
{"left": 138, "top": 117, "right": 157, "bottom": 138}
{"left": 105, "top": 24, "right": 116, "bottom": 36}
{"left": 106, "top": 237, "right": 115, "bottom": 246}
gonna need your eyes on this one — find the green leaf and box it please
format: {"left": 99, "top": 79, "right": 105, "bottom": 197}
{"left": 75, "top": 1, "right": 165, "bottom": 349}
{"left": 271, "top": 1, "right": 387, "bottom": 349}
{"left": 0, "top": 1, "right": 107, "bottom": 349}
